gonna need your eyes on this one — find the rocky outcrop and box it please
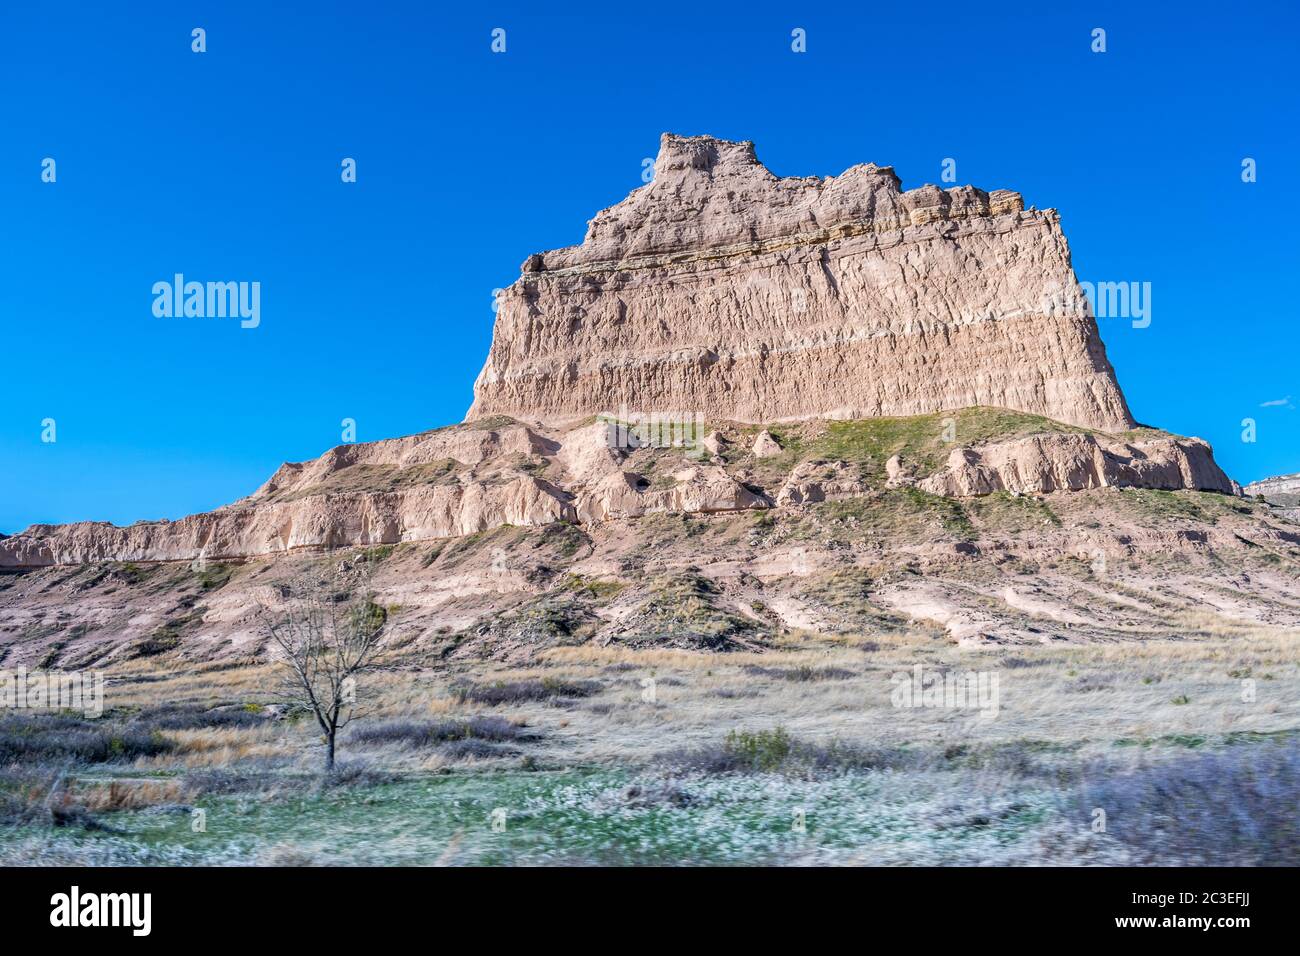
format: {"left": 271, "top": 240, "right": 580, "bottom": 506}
{"left": 776, "top": 460, "right": 868, "bottom": 505}
{"left": 468, "top": 133, "right": 1134, "bottom": 432}
{"left": 2, "top": 477, "right": 576, "bottom": 568}
{"left": 0, "top": 135, "right": 1243, "bottom": 571}
{"left": 1, "top": 416, "right": 1237, "bottom": 569}
{"left": 1244, "top": 472, "right": 1300, "bottom": 501}
{"left": 751, "top": 430, "right": 783, "bottom": 459}
{"left": 0, "top": 423, "right": 577, "bottom": 569}
{"left": 1244, "top": 471, "right": 1300, "bottom": 520}
{"left": 576, "top": 464, "right": 768, "bottom": 522}
{"left": 918, "top": 433, "right": 1237, "bottom": 497}
{"left": 885, "top": 455, "right": 915, "bottom": 486}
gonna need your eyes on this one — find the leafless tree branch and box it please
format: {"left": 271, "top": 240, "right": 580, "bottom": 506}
{"left": 257, "top": 562, "right": 387, "bottom": 772}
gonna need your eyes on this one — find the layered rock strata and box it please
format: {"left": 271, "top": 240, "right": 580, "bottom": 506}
{"left": 2, "top": 134, "right": 1246, "bottom": 572}
{"left": 0, "top": 417, "right": 1236, "bottom": 569}
{"left": 468, "top": 133, "right": 1134, "bottom": 432}
{"left": 917, "top": 434, "right": 1240, "bottom": 497}
{"left": 1244, "top": 472, "right": 1300, "bottom": 501}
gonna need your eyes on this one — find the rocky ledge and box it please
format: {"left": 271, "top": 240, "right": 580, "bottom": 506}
{"left": 0, "top": 411, "right": 1236, "bottom": 568}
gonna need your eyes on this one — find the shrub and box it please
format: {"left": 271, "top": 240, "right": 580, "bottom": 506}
{"left": 742, "top": 664, "right": 856, "bottom": 682}
{"left": 0, "top": 714, "right": 173, "bottom": 765}
{"left": 133, "top": 703, "right": 270, "bottom": 731}
{"left": 182, "top": 767, "right": 302, "bottom": 797}
{"left": 323, "top": 759, "right": 398, "bottom": 788}
{"left": 1066, "top": 674, "right": 1115, "bottom": 693}
{"left": 1070, "top": 741, "right": 1300, "bottom": 865}
{"left": 724, "top": 728, "right": 793, "bottom": 771}
{"left": 999, "top": 656, "right": 1050, "bottom": 669}
{"left": 663, "top": 730, "right": 1059, "bottom": 778}
{"left": 437, "top": 739, "right": 517, "bottom": 760}
{"left": 194, "top": 563, "right": 236, "bottom": 591}
{"left": 134, "top": 635, "right": 179, "bottom": 656}
{"left": 0, "top": 765, "right": 50, "bottom": 824}
{"left": 350, "top": 716, "right": 535, "bottom": 747}
{"left": 562, "top": 574, "right": 626, "bottom": 600}
{"left": 450, "top": 678, "right": 602, "bottom": 706}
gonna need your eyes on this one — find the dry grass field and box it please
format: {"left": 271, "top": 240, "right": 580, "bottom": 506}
{"left": 3, "top": 618, "right": 1295, "bottom": 865}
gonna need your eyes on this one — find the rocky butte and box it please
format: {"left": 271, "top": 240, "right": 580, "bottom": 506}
{"left": 0, "top": 133, "right": 1241, "bottom": 572}
{"left": 469, "top": 133, "right": 1135, "bottom": 432}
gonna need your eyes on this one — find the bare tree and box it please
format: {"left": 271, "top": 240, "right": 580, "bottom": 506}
{"left": 261, "top": 567, "right": 386, "bottom": 772}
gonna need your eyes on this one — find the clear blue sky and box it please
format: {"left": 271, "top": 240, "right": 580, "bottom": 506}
{"left": 2, "top": 0, "right": 1296, "bottom": 533}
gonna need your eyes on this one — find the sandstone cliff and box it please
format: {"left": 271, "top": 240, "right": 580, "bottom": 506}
{"left": 3, "top": 134, "right": 1286, "bottom": 678}
{"left": 468, "top": 133, "right": 1134, "bottom": 432}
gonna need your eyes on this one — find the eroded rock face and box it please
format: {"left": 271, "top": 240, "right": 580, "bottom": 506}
{"left": 0, "top": 416, "right": 1237, "bottom": 569}
{"left": 3, "top": 478, "right": 576, "bottom": 567}
{"left": 0, "top": 136, "right": 1239, "bottom": 571}
{"left": 776, "top": 460, "right": 868, "bottom": 505}
{"left": 1243, "top": 471, "right": 1300, "bottom": 520}
{"left": 751, "top": 430, "right": 783, "bottom": 459}
{"left": 468, "top": 133, "right": 1134, "bottom": 432}
{"left": 0, "top": 424, "right": 577, "bottom": 568}
{"left": 885, "top": 455, "right": 915, "bottom": 487}
{"left": 918, "top": 433, "right": 1237, "bottom": 497}
{"left": 1244, "top": 473, "right": 1300, "bottom": 499}
{"left": 576, "top": 464, "right": 767, "bottom": 522}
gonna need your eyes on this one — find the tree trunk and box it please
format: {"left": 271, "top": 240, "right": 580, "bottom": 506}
{"left": 325, "top": 730, "right": 336, "bottom": 772}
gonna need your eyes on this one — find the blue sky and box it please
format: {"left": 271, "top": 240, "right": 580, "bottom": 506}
{"left": 2, "top": 0, "right": 1296, "bottom": 532}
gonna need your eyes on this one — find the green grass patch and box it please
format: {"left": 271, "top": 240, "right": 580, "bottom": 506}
{"left": 1120, "top": 490, "right": 1217, "bottom": 525}
{"left": 560, "top": 574, "right": 626, "bottom": 601}
{"left": 470, "top": 415, "right": 518, "bottom": 431}
{"left": 194, "top": 562, "right": 237, "bottom": 591}
{"left": 811, "top": 407, "right": 1083, "bottom": 480}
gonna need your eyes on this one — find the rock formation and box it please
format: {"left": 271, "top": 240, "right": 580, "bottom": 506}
{"left": 1244, "top": 472, "right": 1300, "bottom": 501}
{"left": 0, "top": 133, "right": 1245, "bottom": 573}
{"left": 1244, "top": 471, "right": 1300, "bottom": 520}
{"left": 0, "top": 415, "right": 1236, "bottom": 569}
{"left": 917, "top": 433, "right": 1239, "bottom": 498}
{"left": 468, "top": 133, "right": 1134, "bottom": 432}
